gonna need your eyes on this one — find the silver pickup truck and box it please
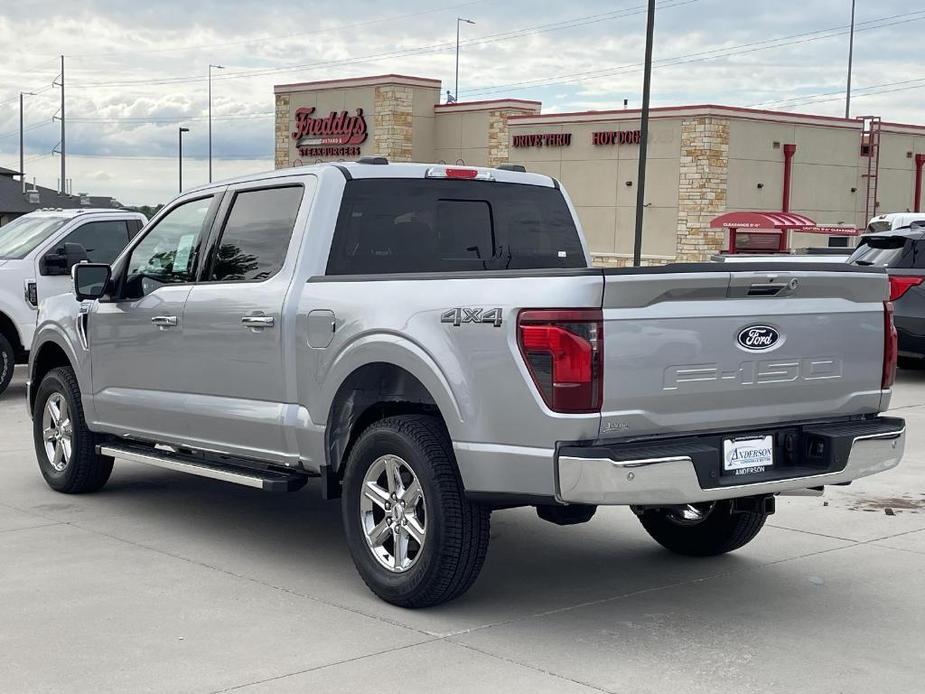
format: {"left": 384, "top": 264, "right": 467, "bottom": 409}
{"left": 28, "top": 161, "right": 905, "bottom": 607}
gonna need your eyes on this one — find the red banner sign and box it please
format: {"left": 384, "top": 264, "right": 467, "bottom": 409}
{"left": 291, "top": 107, "right": 368, "bottom": 155}
{"left": 592, "top": 130, "right": 641, "bottom": 145}
{"left": 512, "top": 133, "right": 572, "bottom": 148}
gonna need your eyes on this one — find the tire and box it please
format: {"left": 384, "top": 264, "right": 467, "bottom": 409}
{"left": 32, "top": 366, "right": 113, "bottom": 494}
{"left": 637, "top": 500, "right": 767, "bottom": 557}
{"left": 0, "top": 333, "right": 14, "bottom": 396}
{"left": 341, "top": 414, "right": 491, "bottom": 608}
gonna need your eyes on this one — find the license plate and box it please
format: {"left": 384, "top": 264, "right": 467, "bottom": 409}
{"left": 723, "top": 435, "right": 774, "bottom": 476}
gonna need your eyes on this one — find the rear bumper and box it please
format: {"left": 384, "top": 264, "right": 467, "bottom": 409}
{"left": 556, "top": 417, "right": 905, "bottom": 505}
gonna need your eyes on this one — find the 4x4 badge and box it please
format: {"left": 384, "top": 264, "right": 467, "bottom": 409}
{"left": 441, "top": 307, "right": 503, "bottom": 327}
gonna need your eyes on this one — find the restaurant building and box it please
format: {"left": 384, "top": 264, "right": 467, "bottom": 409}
{"left": 274, "top": 74, "right": 925, "bottom": 265}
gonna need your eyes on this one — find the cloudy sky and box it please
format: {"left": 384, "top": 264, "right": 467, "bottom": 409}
{"left": 0, "top": 0, "right": 922, "bottom": 205}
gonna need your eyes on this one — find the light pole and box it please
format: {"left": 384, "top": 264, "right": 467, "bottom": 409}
{"left": 845, "top": 0, "right": 856, "bottom": 118}
{"left": 208, "top": 64, "right": 224, "bottom": 182}
{"left": 19, "top": 90, "right": 35, "bottom": 194}
{"left": 178, "top": 127, "right": 189, "bottom": 193}
{"left": 632, "top": 0, "right": 656, "bottom": 267}
{"left": 455, "top": 18, "right": 475, "bottom": 101}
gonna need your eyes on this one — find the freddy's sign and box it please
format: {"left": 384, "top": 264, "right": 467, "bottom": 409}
{"left": 292, "top": 107, "right": 368, "bottom": 157}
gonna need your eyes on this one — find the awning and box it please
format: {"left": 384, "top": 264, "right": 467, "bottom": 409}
{"left": 710, "top": 211, "right": 816, "bottom": 229}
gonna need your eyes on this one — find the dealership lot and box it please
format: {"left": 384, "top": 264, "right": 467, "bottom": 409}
{"left": 1, "top": 364, "right": 923, "bottom": 693}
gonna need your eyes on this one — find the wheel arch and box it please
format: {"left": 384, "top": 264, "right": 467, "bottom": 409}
{"left": 29, "top": 336, "right": 79, "bottom": 413}
{"left": 0, "top": 309, "right": 24, "bottom": 357}
{"left": 325, "top": 361, "right": 459, "bottom": 480}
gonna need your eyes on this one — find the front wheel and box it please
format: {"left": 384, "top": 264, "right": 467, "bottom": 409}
{"left": 341, "top": 415, "right": 490, "bottom": 608}
{"left": 33, "top": 366, "right": 113, "bottom": 494}
{"left": 636, "top": 500, "right": 767, "bottom": 556}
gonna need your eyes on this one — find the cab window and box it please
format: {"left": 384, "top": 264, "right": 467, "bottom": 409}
{"left": 123, "top": 197, "right": 214, "bottom": 298}
{"left": 62, "top": 220, "right": 131, "bottom": 264}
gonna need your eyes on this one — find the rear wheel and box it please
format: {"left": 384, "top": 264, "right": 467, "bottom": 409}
{"left": 32, "top": 366, "right": 113, "bottom": 494}
{"left": 0, "top": 333, "right": 14, "bottom": 396}
{"left": 341, "top": 414, "right": 490, "bottom": 608}
{"left": 636, "top": 500, "right": 767, "bottom": 556}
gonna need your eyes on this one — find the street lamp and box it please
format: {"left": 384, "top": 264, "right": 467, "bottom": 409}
{"left": 845, "top": 0, "right": 856, "bottom": 118}
{"left": 208, "top": 64, "right": 224, "bottom": 182}
{"left": 178, "top": 127, "right": 189, "bottom": 193}
{"left": 455, "top": 18, "right": 475, "bottom": 102}
{"left": 19, "top": 90, "right": 35, "bottom": 194}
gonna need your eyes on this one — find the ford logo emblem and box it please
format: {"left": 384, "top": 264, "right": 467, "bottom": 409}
{"left": 737, "top": 325, "right": 781, "bottom": 351}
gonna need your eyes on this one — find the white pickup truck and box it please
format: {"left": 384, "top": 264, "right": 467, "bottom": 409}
{"left": 29, "top": 162, "right": 904, "bottom": 607}
{"left": 0, "top": 208, "right": 146, "bottom": 394}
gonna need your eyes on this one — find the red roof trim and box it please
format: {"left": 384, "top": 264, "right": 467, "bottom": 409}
{"left": 434, "top": 98, "right": 542, "bottom": 109}
{"left": 275, "top": 74, "right": 441, "bottom": 90}
{"left": 508, "top": 104, "right": 871, "bottom": 125}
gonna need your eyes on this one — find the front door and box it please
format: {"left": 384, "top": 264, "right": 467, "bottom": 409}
{"left": 179, "top": 182, "right": 308, "bottom": 464}
{"left": 89, "top": 195, "right": 220, "bottom": 443}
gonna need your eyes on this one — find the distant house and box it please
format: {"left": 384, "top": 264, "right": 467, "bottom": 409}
{"left": 0, "top": 166, "right": 125, "bottom": 226}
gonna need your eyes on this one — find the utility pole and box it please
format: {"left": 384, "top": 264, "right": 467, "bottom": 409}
{"left": 632, "top": 0, "right": 656, "bottom": 267}
{"left": 19, "top": 91, "right": 34, "bottom": 194}
{"left": 455, "top": 18, "right": 475, "bottom": 101}
{"left": 60, "top": 55, "right": 65, "bottom": 195}
{"left": 845, "top": 0, "right": 856, "bottom": 118}
{"left": 208, "top": 64, "right": 224, "bottom": 182}
{"left": 179, "top": 127, "right": 189, "bottom": 193}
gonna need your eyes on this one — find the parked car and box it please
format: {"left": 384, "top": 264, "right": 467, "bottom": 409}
{"left": 0, "top": 208, "right": 146, "bottom": 395}
{"left": 866, "top": 212, "right": 925, "bottom": 234}
{"left": 848, "top": 226, "right": 925, "bottom": 368}
{"left": 28, "top": 162, "right": 904, "bottom": 607}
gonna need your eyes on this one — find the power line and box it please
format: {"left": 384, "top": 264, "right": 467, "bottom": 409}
{"left": 67, "top": 0, "right": 699, "bottom": 89}
{"left": 752, "top": 77, "right": 925, "bottom": 110}
{"left": 458, "top": 9, "right": 925, "bottom": 98}
{"left": 65, "top": 112, "right": 274, "bottom": 124}
{"left": 64, "top": 0, "right": 491, "bottom": 59}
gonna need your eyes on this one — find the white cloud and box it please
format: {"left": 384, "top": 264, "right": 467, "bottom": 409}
{"left": 0, "top": 0, "right": 922, "bottom": 203}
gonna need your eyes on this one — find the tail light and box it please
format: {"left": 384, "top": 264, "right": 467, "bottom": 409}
{"left": 889, "top": 275, "right": 924, "bottom": 301}
{"left": 883, "top": 301, "right": 898, "bottom": 389}
{"left": 425, "top": 166, "right": 495, "bottom": 181}
{"left": 517, "top": 309, "right": 603, "bottom": 413}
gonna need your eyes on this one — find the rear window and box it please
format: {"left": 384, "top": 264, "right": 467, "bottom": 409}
{"left": 848, "top": 235, "right": 914, "bottom": 267}
{"left": 326, "top": 179, "right": 585, "bottom": 275}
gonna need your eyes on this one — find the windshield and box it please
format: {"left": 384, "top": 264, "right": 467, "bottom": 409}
{"left": 848, "top": 236, "right": 910, "bottom": 267}
{"left": 0, "top": 216, "right": 68, "bottom": 259}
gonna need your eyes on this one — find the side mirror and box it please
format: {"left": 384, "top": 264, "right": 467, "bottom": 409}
{"left": 72, "top": 263, "right": 111, "bottom": 301}
{"left": 41, "top": 242, "right": 89, "bottom": 276}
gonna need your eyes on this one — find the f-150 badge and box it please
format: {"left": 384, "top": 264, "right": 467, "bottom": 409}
{"left": 441, "top": 307, "right": 503, "bottom": 327}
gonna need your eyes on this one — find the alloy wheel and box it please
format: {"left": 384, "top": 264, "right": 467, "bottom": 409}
{"left": 359, "top": 454, "right": 427, "bottom": 572}
{"left": 42, "top": 392, "right": 73, "bottom": 472}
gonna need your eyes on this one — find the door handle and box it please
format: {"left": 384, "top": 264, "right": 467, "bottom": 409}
{"left": 241, "top": 315, "right": 275, "bottom": 329}
{"left": 151, "top": 315, "right": 178, "bottom": 329}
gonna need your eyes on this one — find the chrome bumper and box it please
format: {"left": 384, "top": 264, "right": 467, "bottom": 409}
{"left": 557, "top": 425, "right": 905, "bottom": 506}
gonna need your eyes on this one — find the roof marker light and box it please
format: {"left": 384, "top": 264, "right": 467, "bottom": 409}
{"left": 426, "top": 166, "right": 494, "bottom": 181}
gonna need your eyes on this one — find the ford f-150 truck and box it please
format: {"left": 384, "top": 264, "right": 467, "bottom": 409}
{"left": 28, "top": 161, "right": 905, "bottom": 607}
{"left": 0, "top": 208, "right": 146, "bottom": 395}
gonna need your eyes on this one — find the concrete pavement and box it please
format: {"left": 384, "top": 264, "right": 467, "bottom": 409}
{"left": 1, "top": 364, "right": 923, "bottom": 693}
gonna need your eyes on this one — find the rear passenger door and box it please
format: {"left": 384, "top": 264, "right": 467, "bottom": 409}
{"left": 178, "top": 181, "right": 309, "bottom": 464}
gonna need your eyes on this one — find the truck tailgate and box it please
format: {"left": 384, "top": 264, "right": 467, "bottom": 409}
{"left": 599, "top": 265, "right": 888, "bottom": 439}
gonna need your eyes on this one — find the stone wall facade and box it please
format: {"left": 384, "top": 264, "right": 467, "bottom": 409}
{"left": 675, "top": 116, "right": 729, "bottom": 262}
{"left": 274, "top": 93, "right": 290, "bottom": 169}
{"left": 487, "top": 107, "right": 540, "bottom": 167}
{"left": 373, "top": 85, "right": 414, "bottom": 161}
